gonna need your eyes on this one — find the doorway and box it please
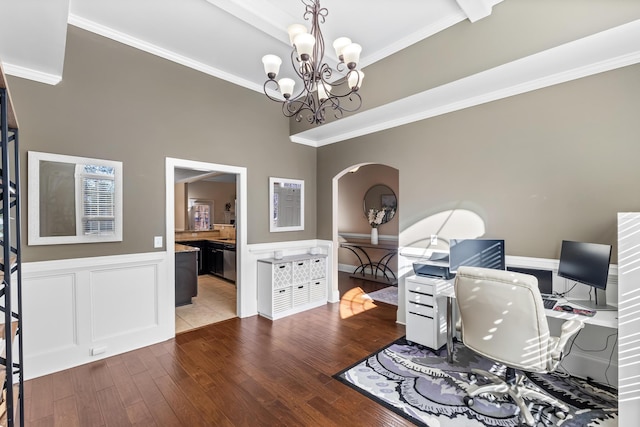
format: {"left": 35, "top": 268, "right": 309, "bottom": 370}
{"left": 165, "top": 158, "right": 247, "bottom": 334}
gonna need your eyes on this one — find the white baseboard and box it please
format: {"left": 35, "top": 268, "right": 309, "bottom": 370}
{"left": 560, "top": 347, "right": 618, "bottom": 388}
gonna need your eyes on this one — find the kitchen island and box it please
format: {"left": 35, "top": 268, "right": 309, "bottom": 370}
{"left": 175, "top": 243, "right": 199, "bottom": 306}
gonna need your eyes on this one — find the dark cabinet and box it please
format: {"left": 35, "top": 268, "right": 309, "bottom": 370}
{"left": 180, "top": 240, "right": 207, "bottom": 275}
{"left": 175, "top": 250, "right": 198, "bottom": 306}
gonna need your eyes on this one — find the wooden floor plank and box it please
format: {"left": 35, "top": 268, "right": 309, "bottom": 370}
{"left": 124, "top": 400, "right": 156, "bottom": 426}
{"left": 70, "top": 363, "right": 106, "bottom": 426}
{"left": 27, "top": 374, "right": 54, "bottom": 422}
{"left": 24, "top": 274, "right": 410, "bottom": 426}
{"left": 52, "top": 395, "right": 80, "bottom": 427}
{"left": 51, "top": 371, "right": 74, "bottom": 402}
{"left": 152, "top": 375, "right": 209, "bottom": 427}
{"left": 108, "top": 362, "right": 144, "bottom": 407}
{"left": 95, "top": 386, "right": 131, "bottom": 426}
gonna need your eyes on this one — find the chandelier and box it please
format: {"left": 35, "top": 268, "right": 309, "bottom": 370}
{"left": 261, "top": 0, "right": 364, "bottom": 125}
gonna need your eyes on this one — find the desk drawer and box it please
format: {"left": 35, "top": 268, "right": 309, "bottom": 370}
{"left": 407, "top": 300, "right": 435, "bottom": 318}
{"left": 406, "top": 311, "right": 438, "bottom": 350}
{"left": 407, "top": 289, "right": 435, "bottom": 306}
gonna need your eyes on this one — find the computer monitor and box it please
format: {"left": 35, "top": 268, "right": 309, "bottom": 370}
{"left": 507, "top": 266, "right": 553, "bottom": 296}
{"left": 557, "top": 240, "right": 614, "bottom": 311}
{"left": 449, "top": 239, "right": 505, "bottom": 274}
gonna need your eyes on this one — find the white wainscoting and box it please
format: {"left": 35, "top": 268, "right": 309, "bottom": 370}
{"left": 22, "top": 252, "right": 171, "bottom": 380}
{"left": 21, "top": 242, "right": 335, "bottom": 379}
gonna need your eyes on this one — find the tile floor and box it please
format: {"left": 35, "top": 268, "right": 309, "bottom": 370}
{"left": 175, "top": 274, "right": 237, "bottom": 333}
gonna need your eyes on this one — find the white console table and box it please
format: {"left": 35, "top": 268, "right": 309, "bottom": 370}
{"left": 257, "top": 254, "right": 327, "bottom": 320}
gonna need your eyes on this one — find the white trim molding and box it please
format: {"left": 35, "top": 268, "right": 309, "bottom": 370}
{"left": 68, "top": 14, "right": 263, "bottom": 93}
{"left": 2, "top": 62, "right": 62, "bottom": 85}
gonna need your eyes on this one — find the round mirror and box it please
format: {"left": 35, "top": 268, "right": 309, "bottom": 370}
{"left": 363, "top": 184, "right": 397, "bottom": 226}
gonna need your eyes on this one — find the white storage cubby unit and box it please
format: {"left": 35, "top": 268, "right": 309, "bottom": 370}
{"left": 405, "top": 274, "right": 452, "bottom": 350}
{"left": 258, "top": 254, "right": 327, "bottom": 320}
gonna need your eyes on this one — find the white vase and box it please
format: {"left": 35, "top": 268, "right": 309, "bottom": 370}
{"left": 371, "top": 228, "right": 379, "bottom": 245}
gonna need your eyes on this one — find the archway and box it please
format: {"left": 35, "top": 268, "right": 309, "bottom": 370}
{"left": 331, "top": 163, "right": 400, "bottom": 317}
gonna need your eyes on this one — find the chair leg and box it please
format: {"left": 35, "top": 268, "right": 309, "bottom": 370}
{"left": 506, "top": 387, "right": 535, "bottom": 426}
{"left": 466, "top": 368, "right": 509, "bottom": 398}
{"left": 463, "top": 369, "right": 567, "bottom": 426}
{"left": 519, "top": 387, "right": 569, "bottom": 413}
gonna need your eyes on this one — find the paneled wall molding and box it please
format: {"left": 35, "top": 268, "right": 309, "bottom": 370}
{"left": 22, "top": 252, "right": 171, "bottom": 380}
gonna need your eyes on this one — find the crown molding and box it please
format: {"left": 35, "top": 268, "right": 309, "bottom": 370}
{"left": 291, "top": 19, "right": 640, "bottom": 147}
{"left": 2, "top": 62, "right": 62, "bottom": 86}
{"left": 455, "top": 0, "right": 503, "bottom": 23}
{"left": 68, "top": 13, "right": 263, "bottom": 93}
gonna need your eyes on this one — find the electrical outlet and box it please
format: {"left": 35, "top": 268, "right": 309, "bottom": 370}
{"left": 91, "top": 346, "right": 106, "bottom": 356}
{"left": 154, "top": 236, "right": 163, "bottom": 248}
{"left": 430, "top": 234, "right": 438, "bottom": 245}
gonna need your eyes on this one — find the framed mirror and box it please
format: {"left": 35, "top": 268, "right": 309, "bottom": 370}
{"left": 269, "top": 177, "right": 304, "bottom": 232}
{"left": 28, "top": 151, "right": 123, "bottom": 245}
{"left": 363, "top": 184, "right": 397, "bottom": 225}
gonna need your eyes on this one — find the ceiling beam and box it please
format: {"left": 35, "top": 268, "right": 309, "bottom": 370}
{"left": 291, "top": 19, "right": 640, "bottom": 147}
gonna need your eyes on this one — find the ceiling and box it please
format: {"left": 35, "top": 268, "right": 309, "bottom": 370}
{"left": 1, "top": 0, "right": 640, "bottom": 146}
{"left": 0, "top": 0, "right": 498, "bottom": 87}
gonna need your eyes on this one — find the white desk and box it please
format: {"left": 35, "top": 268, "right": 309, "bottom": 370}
{"left": 407, "top": 275, "right": 618, "bottom": 364}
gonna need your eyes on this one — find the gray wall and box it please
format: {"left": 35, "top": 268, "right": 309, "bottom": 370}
{"left": 317, "top": 63, "right": 640, "bottom": 263}
{"left": 9, "top": 26, "right": 317, "bottom": 262}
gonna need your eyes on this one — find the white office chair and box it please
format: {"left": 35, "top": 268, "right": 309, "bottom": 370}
{"left": 454, "top": 266, "right": 584, "bottom": 426}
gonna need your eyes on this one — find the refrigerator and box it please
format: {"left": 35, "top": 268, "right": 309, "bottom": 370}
{"left": 189, "top": 200, "right": 213, "bottom": 231}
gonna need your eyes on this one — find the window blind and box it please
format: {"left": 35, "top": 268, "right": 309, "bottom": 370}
{"left": 80, "top": 166, "right": 115, "bottom": 236}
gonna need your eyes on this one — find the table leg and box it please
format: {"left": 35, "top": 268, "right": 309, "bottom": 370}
{"left": 446, "top": 296, "right": 454, "bottom": 363}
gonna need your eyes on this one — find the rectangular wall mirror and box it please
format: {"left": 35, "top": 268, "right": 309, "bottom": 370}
{"left": 269, "top": 177, "right": 304, "bottom": 232}
{"left": 28, "top": 151, "right": 123, "bottom": 245}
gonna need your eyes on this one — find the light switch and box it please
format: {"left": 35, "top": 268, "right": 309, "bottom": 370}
{"left": 154, "top": 236, "right": 163, "bottom": 248}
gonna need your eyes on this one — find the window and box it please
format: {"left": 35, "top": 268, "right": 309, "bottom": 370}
{"left": 77, "top": 164, "right": 116, "bottom": 236}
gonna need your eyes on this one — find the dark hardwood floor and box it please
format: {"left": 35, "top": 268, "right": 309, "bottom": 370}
{"left": 24, "top": 273, "right": 408, "bottom": 426}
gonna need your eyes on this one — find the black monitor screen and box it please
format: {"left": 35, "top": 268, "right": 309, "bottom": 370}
{"left": 449, "top": 239, "right": 505, "bottom": 273}
{"left": 557, "top": 240, "right": 612, "bottom": 290}
{"left": 507, "top": 266, "right": 553, "bottom": 295}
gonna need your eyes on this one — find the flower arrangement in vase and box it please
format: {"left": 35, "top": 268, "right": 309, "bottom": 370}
{"left": 367, "top": 208, "right": 386, "bottom": 244}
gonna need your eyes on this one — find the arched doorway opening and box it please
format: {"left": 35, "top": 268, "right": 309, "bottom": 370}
{"left": 331, "top": 163, "right": 400, "bottom": 319}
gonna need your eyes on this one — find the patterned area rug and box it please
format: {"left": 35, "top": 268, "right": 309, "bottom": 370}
{"left": 364, "top": 286, "right": 398, "bottom": 306}
{"left": 334, "top": 337, "right": 617, "bottom": 426}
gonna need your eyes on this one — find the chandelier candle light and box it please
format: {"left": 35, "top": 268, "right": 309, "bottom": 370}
{"left": 261, "top": 0, "right": 364, "bottom": 124}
